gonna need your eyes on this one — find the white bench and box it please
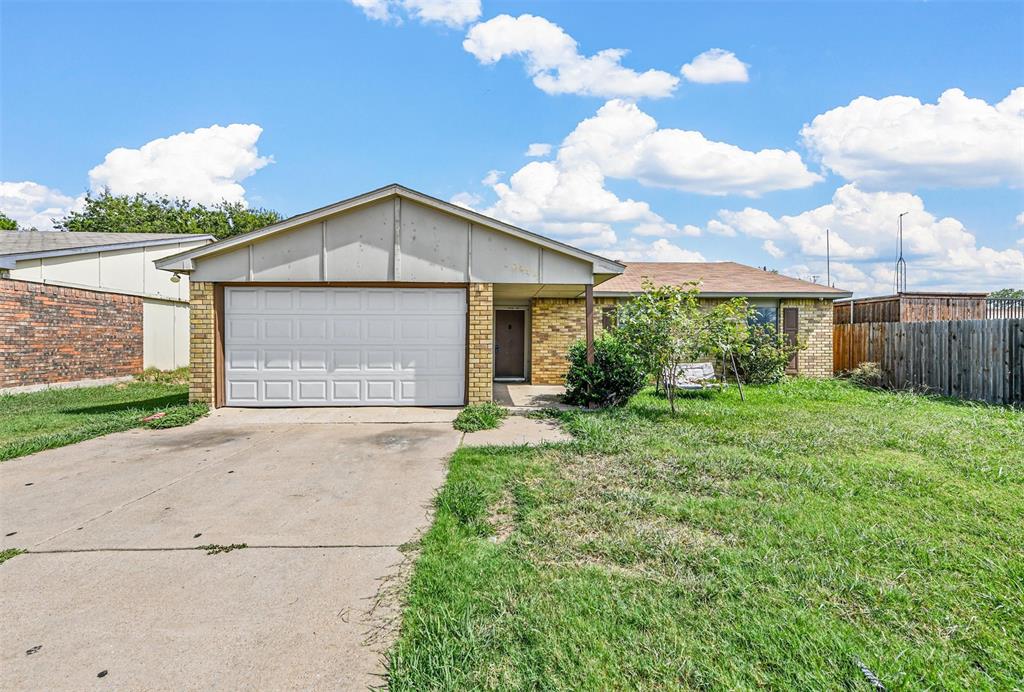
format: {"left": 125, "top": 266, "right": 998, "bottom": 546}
{"left": 668, "top": 362, "right": 719, "bottom": 390}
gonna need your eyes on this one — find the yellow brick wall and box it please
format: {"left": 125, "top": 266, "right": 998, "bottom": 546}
{"left": 780, "top": 298, "right": 833, "bottom": 378}
{"left": 189, "top": 281, "right": 215, "bottom": 404}
{"left": 467, "top": 283, "right": 494, "bottom": 403}
{"left": 530, "top": 296, "right": 617, "bottom": 385}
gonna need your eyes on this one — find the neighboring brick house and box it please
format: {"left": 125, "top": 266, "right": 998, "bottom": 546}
{"left": 153, "top": 184, "right": 849, "bottom": 409}
{"left": 0, "top": 231, "right": 212, "bottom": 392}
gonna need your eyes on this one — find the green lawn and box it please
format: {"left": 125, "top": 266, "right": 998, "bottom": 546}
{"left": 0, "top": 370, "right": 208, "bottom": 462}
{"left": 388, "top": 379, "right": 1023, "bottom": 689}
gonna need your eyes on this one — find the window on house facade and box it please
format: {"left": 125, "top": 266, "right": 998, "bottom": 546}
{"left": 750, "top": 306, "right": 779, "bottom": 330}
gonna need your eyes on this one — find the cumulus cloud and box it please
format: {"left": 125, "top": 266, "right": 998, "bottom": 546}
{"left": 88, "top": 124, "right": 272, "bottom": 205}
{"left": 680, "top": 49, "right": 749, "bottom": 84}
{"left": 0, "top": 181, "right": 84, "bottom": 231}
{"left": 608, "top": 238, "right": 706, "bottom": 263}
{"left": 559, "top": 99, "right": 820, "bottom": 196}
{"left": 801, "top": 87, "right": 1024, "bottom": 189}
{"left": 450, "top": 191, "right": 482, "bottom": 209}
{"left": 481, "top": 169, "right": 503, "bottom": 186}
{"left": 525, "top": 142, "right": 552, "bottom": 157}
{"left": 712, "top": 184, "right": 1024, "bottom": 293}
{"left": 349, "top": 0, "right": 480, "bottom": 27}
{"left": 463, "top": 14, "right": 679, "bottom": 99}
{"left": 1017, "top": 212, "right": 1024, "bottom": 226}
{"left": 762, "top": 239, "right": 785, "bottom": 259}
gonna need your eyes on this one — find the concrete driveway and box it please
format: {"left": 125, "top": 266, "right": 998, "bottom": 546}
{"left": 0, "top": 407, "right": 462, "bottom": 690}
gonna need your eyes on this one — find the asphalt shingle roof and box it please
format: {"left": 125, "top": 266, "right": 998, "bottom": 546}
{"left": 0, "top": 231, "right": 204, "bottom": 257}
{"left": 596, "top": 261, "right": 849, "bottom": 297}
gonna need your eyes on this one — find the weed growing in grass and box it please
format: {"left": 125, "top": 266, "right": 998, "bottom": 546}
{"left": 389, "top": 378, "right": 1024, "bottom": 689}
{"left": 0, "top": 548, "right": 25, "bottom": 565}
{"left": 198, "top": 543, "right": 247, "bottom": 555}
{"left": 453, "top": 402, "right": 509, "bottom": 432}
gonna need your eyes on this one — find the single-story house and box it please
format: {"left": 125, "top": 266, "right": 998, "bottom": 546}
{"left": 1, "top": 231, "right": 212, "bottom": 392}
{"left": 156, "top": 184, "right": 850, "bottom": 408}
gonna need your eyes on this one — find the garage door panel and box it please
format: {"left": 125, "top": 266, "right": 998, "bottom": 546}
{"left": 225, "top": 287, "right": 466, "bottom": 406}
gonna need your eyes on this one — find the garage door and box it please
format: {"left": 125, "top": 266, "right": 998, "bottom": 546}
{"left": 224, "top": 287, "right": 466, "bottom": 406}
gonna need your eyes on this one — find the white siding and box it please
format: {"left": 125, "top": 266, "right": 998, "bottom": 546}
{"left": 143, "top": 299, "right": 190, "bottom": 370}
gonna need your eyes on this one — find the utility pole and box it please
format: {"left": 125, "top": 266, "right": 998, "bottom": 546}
{"left": 826, "top": 228, "right": 831, "bottom": 287}
{"left": 894, "top": 212, "right": 909, "bottom": 293}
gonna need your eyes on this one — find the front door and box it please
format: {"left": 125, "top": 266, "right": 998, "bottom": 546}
{"left": 494, "top": 310, "right": 525, "bottom": 379}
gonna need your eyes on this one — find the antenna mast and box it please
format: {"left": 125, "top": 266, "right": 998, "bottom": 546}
{"left": 894, "top": 212, "right": 908, "bottom": 293}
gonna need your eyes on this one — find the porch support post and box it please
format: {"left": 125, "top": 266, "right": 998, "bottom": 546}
{"left": 585, "top": 283, "right": 595, "bottom": 364}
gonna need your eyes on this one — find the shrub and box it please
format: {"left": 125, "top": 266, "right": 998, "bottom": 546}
{"left": 735, "top": 324, "right": 801, "bottom": 385}
{"left": 847, "top": 362, "right": 883, "bottom": 388}
{"left": 564, "top": 334, "right": 645, "bottom": 407}
{"left": 454, "top": 402, "right": 508, "bottom": 432}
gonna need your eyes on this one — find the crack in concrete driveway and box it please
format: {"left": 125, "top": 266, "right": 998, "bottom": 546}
{"left": 0, "top": 408, "right": 460, "bottom": 691}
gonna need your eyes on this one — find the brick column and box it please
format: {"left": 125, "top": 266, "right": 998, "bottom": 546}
{"left": 467, "top": 283, "right": 493, "bottom": 403}
{"left": 189, "top": 281, "right": 216, "bottom": 404}
{"left": 780, "top": 298, "right": 833, "bottom": 378}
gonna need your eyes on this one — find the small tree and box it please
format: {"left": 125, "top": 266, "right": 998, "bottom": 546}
{"left": 990, "top": 288, "right": 1024, "bottom": 299}
{"left": 0, "top": 212, "right": 18, "bottom": 230}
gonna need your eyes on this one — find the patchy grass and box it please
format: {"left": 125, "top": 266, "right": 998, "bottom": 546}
{"left": 0, "top": 373, "right": 208, "bottom": 461}
{"left": 388, "top": 379, "right": 1024, "bottom": 689}
{"left": 453, "top": 402, "right": 509, "bottom": 433}
{"left": 0, "top": 548, "right": 25, "bottom": 565}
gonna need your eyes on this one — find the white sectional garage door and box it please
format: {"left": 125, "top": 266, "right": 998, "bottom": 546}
{"left": 224, "top": 287, "right": 466, "bottom": 406}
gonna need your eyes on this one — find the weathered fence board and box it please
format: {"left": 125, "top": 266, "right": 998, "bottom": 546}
{"left": 833, "top": 318, "right": 1024, "bottom": 405}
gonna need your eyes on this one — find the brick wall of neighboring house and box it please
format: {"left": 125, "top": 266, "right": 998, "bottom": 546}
{"left": 780, "top": 298, "right": 833, "bottom": 377}
{"left": 0, "top": 278, "right": 143, "bottom": 389}
{"left": 188, "top": 281, "right": 215, "bottom": 405}
{"left": 467, "top": 283, "right": 494, "bottom": 403}
{"left": 530, "top": 296, "right": 617, "bottom": 385}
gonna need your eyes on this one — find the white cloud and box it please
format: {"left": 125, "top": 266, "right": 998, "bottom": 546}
{"left": 1016, "top": 212, "right": 1024, "bottom": 226}
{"left": 714, "top": 184, "right": 1024, "bottom": 293}
{"left": 349, "top": 0, "right": 480, "bottom": 27}
{"left": 88, "top": 124, "right": 272, "bottom": 206}
{"left": 525, "top": 142, "right": 552, "bottom": 157}
{"left": 0, "top": 181, "right": 84, "bottom": 231}
{"left": 481, "top": 169, "right": 503, "bottom": 186}
{"left": 762, "top": 239, "right": 785, "bottom": 259}
{"left": 450, "top": 191, "right": 481, "bottom": 208}
{"left": 608, "top": 238, "right": 706, "bottom": 263}
{"left": 463, "top": 14, "right": 679, "bottom": 99}
{"left": 559, "top": 99, "right": 820, "bottom": 196}
{"left": 680, "top": 49, "right": 749, "bottom": 84}
{"left": 801, "top": 87, "right": 1024, "bottom": 189}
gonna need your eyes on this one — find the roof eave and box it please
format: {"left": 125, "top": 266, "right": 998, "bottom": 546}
{"left": 595, "top": 289, "right": 853, "bottom": 299}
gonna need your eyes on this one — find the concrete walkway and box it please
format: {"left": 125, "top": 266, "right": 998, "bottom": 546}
{"left": 461, "top": 414, "right": 572, "bottom": 446}
{"left": 0, "top": 409, "right": 462, "bottom": 690}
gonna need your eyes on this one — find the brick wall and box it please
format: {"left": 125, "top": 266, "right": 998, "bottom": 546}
{"left": 467, "top": 283, "right": 493, "bottom": 403}
{"left": 189, "top": 281, "right": 215, "bottom": 404}
{"left": 529, "top": 295, "right": 835, "bottom": 384}
{"left": 780, "top": 298, "right": 833, "bottom": 377}
{"left": 530, "top": 296, "right": 617, "bottom": 385}
{"left": 0, "top": 278, "right": 142, "bottom": 389}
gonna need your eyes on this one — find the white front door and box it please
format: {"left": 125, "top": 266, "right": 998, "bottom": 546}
{"left": 223, "top": 287, "right": 466, "bottom": 406}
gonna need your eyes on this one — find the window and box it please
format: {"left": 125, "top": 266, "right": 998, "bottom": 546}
{"left": 750, "top": 306, "right": 778, "bottom": 330}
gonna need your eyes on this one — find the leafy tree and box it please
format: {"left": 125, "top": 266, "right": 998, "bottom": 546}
{"left": 989, "top": 288, "right": 1024, "bottom": 299}
{"left": 735, "top": 323, "right": 803, "bottom": 385}
{"left": 614, "top": 281, "right": 753, "bottom": 412}
{"left": 54, "top": 191, "right": 283, "bottom": 239}
{"left": 0, "top": 212, "right": 22, "bottom": 230}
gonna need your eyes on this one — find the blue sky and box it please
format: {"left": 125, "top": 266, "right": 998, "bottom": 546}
{"left": 2, "top": 0, "right": 1022, "bottom": 295}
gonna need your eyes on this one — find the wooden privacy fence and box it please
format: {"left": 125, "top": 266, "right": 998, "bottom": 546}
{"left": 833, "top": 318, "right": 1024, "bottom": 405}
